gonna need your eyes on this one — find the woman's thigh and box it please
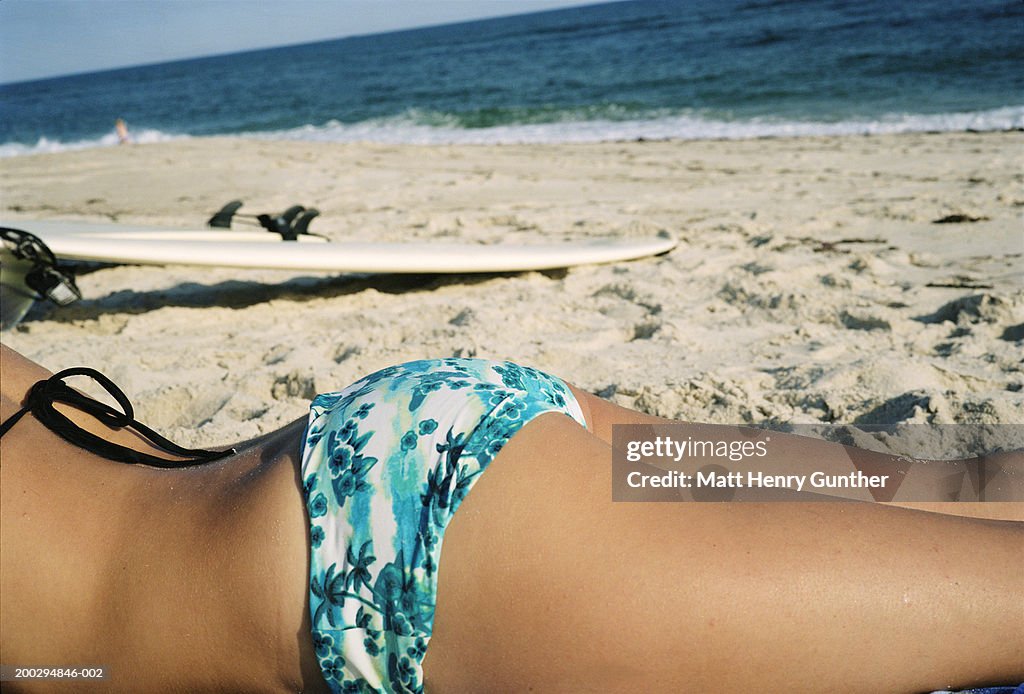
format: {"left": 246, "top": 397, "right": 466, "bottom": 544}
{"left": 424, "top": 412, "right": 1023, "bottom": 693}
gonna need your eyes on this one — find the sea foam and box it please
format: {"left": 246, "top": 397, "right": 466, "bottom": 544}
{"left": 0, "top": 128, "right": 184, "bottom": 158}
{"left": 2, "top": 106, "right": 1020, "bottom": 157}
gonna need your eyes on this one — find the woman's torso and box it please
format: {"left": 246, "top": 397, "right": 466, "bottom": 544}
{"left": 0, "top": 353, "right": 325, "bottom": 692}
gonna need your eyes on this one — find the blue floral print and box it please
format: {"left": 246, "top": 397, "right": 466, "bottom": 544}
{"left": 300, "top": 358, "right": 587, "bottom": 693}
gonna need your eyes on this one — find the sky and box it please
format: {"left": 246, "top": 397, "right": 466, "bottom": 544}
{"left": 0, "top": 0, "right": 599, "bottom": 84}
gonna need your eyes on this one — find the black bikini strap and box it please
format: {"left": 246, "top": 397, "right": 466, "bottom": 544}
{"left": 0, "top": 367, "right": 235, "bottom": 468}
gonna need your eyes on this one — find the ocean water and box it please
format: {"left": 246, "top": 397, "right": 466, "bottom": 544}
{"left": 1, "top": 0, "right": 1021, "bottom": 156}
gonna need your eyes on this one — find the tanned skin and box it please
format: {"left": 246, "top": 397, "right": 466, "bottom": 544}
{"left": 2, "top": 345, "right": 1021, "bottom": 692}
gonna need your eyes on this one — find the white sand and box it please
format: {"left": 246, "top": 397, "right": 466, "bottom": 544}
{"left": 2, "top": 132, "right": 1022, "bottom": 456}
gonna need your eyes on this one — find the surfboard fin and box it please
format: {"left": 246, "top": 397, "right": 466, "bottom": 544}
{"left": 209, "top": 201, "right": 324, "bottom": 240}
{"left": 256, "top": 205, "right": 307, "bottom": 237}
{"left": 289, "top": 209, "right": 321, "bottom": 239}
{"left": 207, "top": 200, "right": 244, "bottom": 228}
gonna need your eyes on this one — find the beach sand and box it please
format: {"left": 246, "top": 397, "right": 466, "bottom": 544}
{"left": 1, "top": 132, "right": 1022, "bottom": 456}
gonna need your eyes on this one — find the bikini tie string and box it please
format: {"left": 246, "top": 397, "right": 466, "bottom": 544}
{"left": 0, "top": 366, "right": 235, "bottom": 467}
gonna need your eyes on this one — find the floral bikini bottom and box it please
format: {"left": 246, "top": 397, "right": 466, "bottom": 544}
{"left": 300, "top": 358, "right": 588, "bottom": 693}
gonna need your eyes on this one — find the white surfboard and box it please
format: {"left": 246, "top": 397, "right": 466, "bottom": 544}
{"left": 7, "top": 219, "right": 329, "bottom": 244}
{"left": 1, "top": 219, "right": 677, "bottom": 273}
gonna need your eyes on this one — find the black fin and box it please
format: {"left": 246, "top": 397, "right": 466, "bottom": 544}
{"left": 207, "top": 200, "right": 244, "bottom": 228}
{"left": 289, "top": 209, "right": 321, "bottom": 238}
